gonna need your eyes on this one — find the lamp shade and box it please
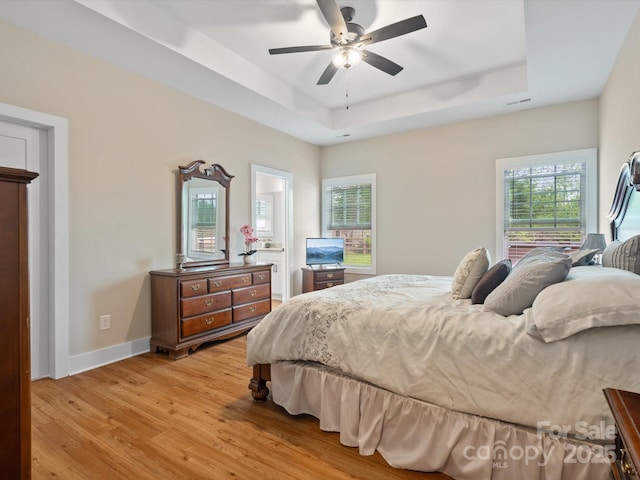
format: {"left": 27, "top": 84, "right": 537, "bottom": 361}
{"left": 332, "top": 47, "right": 362, "bottom": 70}
{"left": 581, "top": 233, "right": 607, "bottom": 253}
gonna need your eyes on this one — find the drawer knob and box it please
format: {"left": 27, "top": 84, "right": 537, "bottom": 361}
{"left": 258, "top": 274, "right": 265, "bottom": 280}
{"left": 327, "top": 273, "right": 334, "bottom": 278}
{"left": 213, "top": 280, "right": 223, "bottom": 287}
{"left": 190, "top": 284, "right": 200, "bottom": 291}
{"left": 242, "top": 276, "right": 250, "bottom": 284}
{"left": 204, "top": 299, "right": 214, "bottom": 306}
{"left": 250, "top": 306, "right": 257, "bottom": 313}
{"left": 327, "top": 282, "right": 334, "bottom": 287}
{"left": 204, "top": 317, "right": 215, "bottom": 325}
{"left": 249, "top": 289, "right": 257, "bottom": 296}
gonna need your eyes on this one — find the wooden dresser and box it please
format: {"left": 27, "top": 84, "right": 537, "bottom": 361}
{"left": 150, "top": 263, "right": 272, "bottom": 359}
{"left": 302, "top": 267, "right": 345, "bottom": 293}
{"left": 604, "top": 388, "right": 640, "bottom": 480}
{"left": 0, "top": 167, "right": 38, "bottom": 479}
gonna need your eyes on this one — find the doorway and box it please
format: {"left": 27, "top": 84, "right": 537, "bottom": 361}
{"left": 0, "top": 119, "right": 50, "bottom": 379}
{"left": 251, "top": 165, "right": 292, "bottom": 302}
{"left": 0, "top": 102, "right": 69, "bottom": 379}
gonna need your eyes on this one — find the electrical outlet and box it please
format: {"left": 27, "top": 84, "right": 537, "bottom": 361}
{"left": 99, "top": 314, "right": 111, "bottom": 331}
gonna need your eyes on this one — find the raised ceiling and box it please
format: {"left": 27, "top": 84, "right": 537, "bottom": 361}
{"left": 1, "top": 0, "right": 639, "bottom": 145}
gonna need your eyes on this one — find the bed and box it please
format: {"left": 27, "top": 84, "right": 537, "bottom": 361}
{"left": 247, "top": 152, "right": 640, "bottom": 480}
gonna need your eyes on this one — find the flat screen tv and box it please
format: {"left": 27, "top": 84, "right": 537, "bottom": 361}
{"left": 306, "top": 238, "right": 344, "bottom": 266}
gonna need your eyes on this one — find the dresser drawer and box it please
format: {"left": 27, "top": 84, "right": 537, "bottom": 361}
{"left": 604, "top": 388, "right": 640, "bottom": 480}
{"left": 233, "top": 283, "right": 270, "bottom": 305}
{"left": 233, "top": 299, "right": 271, "bottom": 322}
{"left": 253, "top": 270, "right": 271, "bottom": 285}
{"left": 181, "top": 291, "right": 231, "bottom": 318}
{"left": 315, "top": 280, "right": 341, "bottom": 290}
{"left": 208, "top": 273, "right": 252, "bottom": 292}
{"left": 314, "top": 270, "right": 344, "bottom": 282}
{"left": 181, "top": 309, "right": 232, "bottom": 338}
{"left": 180, "top": 279, "right": 207, "bottom": 298}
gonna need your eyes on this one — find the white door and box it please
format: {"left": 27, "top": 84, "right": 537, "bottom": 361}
{"left": 0, "top": 119, "right": 50, "bottom": 379}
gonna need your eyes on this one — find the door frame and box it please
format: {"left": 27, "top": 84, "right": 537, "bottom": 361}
{"left": 0, "top": 101, "right": 70, "bottom": 379}
{"left": 251, "top": 164, "right": 293, "bottom": 302}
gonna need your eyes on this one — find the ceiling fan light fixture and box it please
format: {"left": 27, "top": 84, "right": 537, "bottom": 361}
{"left": 331, "top": 46, "right": 362, "bottom": 70}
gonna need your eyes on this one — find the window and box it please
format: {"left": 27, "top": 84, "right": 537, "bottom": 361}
{"left": 187, "top": 187, "right": 219, "bottom": 259}
{"left": 322, "top": 174, "right": 376, "bottom": 274}
{"left": 255, "top": 194, "right": 273, "bottom": 237}
{"left": 496, "top": 149, "right": 597, "bottom": 263}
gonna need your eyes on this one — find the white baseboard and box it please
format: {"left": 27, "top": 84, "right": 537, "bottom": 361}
{"left": 68, "top": 336, "right": 151, "bottom": 376}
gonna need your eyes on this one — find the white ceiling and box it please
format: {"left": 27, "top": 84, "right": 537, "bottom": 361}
{"left": 1, "top": 0, "right": 639, "bottom": 146}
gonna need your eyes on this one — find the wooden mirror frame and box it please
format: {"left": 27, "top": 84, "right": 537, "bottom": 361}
{"left": 178, "top": 160, "right": 233, "bottom": 268}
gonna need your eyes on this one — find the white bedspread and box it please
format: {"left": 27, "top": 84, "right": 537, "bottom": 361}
{"left": 247, "top": 274, "right": 640, "bottom": 432}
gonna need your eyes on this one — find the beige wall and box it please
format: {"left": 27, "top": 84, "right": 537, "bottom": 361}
{"left": 3, "top": 4, "right": 638, "bottom": 362}
{"left": 599, "top": 9, "right": 640, "bottom": 236}
{"left": 0, "top": 20, "right": 320, "bottom": 357}
{"left": 321, "top": 100, "right": 599, "bottom": 277}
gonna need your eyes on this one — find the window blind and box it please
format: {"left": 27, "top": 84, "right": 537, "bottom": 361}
{"left": 326, "top": 183, "right": 371, "bottom": 230}
{"left": 503, "top": 162, "right": 586, "bottom": 262}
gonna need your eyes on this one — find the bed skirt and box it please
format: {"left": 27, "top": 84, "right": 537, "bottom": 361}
{"left": 271, "top": 361, "right": 611, "bottom": 480}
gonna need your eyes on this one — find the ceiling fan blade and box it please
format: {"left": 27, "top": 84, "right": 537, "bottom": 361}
{"left": 317, "top": 63, "right": 339, "bottom": 85}
{"left": 269, "top": 45, "right": 332, "bottom": 55}
{"left": 359, "top": 15, "right": 427, "bottom": 46}
{"left": 362, "top": 50, "right": 403, "bottom": 76}
{"left": 317, "top": 0, "right": 349, "bottom": 42}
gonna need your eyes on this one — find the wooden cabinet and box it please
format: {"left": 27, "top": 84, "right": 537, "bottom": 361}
{"left": 0, "top": 167, "right": 38, "bottom": 480}
{"left": 302, "top": 267, "right": 345, "bottom": 293}
{"left": 257, "top": 249, "right": 284, "bottom": 300}
{"left": 604, "top": 388, "right": 640, "bottom": 480}
{"left": 150, "top": 263, "right": 272, "bottom": 359}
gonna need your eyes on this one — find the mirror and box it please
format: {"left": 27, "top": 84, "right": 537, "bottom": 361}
{"left": 178, "top": 161, "right": 233, "bottom": 268}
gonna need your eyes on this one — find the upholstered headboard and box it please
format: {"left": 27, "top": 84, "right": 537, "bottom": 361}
{"left": 607, "top": 151, "right": 640, "bottom": 242}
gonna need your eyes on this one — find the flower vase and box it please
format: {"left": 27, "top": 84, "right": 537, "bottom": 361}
{"left": 243, "top": 255, "right": 256, "bottom": 265}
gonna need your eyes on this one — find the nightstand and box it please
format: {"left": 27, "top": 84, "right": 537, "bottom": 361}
{"left": 604, "top": 388, "right": 640, "bottom": 479}
{"left": 301, "top": 267, "right": 345, "bottom": 293}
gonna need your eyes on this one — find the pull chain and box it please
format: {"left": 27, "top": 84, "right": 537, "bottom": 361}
{"left": 345, "top": 69, "right": 350, "bottom": 110}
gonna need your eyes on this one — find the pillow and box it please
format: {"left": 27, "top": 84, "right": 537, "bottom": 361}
{"left": 484, "top": 251, "right": 571, "bottom": 316}
{"left": 516, "top": 247, "right": 566, "bottom": 269}
{"left": 524, "top": 266, "right": 640, "bottom": 342}
{"left": 451, "top": 247, "right": 490, "bottom": 300}
{"left": 601, "top": 240, "right": 620, "bottom": 267}
{"left": 601, "top": 235, "right": 640, "bottom": 274}
{"left": 569, "top": 248, "right": 599, "bottom": 267}
{"left": 471, "top": 259, "right": 512, "bottom": 304}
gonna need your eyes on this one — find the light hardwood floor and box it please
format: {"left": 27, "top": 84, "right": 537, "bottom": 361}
{"left": 32, "top": 335, "right": 452, "bottom": 479}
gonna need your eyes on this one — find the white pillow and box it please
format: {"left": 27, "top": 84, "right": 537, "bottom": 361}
{"left": 525, "top": 266, "right": 640, "bottom": 342}
{"left": 451, "top": 247, "right": 490, "bottom": 300}
{"left": 484, "top": 251, "right": 571, "bottom": 316}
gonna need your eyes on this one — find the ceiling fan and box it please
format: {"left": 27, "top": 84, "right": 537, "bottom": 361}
{"left": 268, "top": 0, "right": 427, "bottom": 85}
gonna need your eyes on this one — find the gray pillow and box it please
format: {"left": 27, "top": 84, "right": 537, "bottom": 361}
{"left": 515, "top": 247, "right": 566, "bottom": 269}
{"left": 601, "top": 235, "right": 640, "bottom": 274}
{"left": 484, "top": 252, "right": 572, "bottom": 316}
{"left": 569, "top": 248, "right": 599, "bottom": 266}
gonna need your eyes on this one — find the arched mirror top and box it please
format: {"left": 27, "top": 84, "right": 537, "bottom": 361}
{"left": 178, "top": 160, "right": 233, "bottom": 268}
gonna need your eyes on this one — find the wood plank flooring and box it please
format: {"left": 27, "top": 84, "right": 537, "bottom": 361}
{"left": 31, "top": 335, "right": 452, "bottom": 479}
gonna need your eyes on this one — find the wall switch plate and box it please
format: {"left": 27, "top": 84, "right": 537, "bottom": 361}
{"left": 99, "top": 314, "right": 111, "bottom": 331}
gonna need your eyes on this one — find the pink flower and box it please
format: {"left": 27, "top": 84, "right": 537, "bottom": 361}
{"left": 239, "top": 225, "right": 258, "bottom": 255}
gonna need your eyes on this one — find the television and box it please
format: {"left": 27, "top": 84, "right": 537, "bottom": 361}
{"left": 306, "top": 238, "right": 344, "bottom": 266}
